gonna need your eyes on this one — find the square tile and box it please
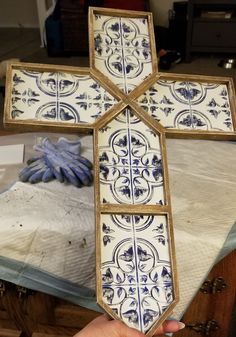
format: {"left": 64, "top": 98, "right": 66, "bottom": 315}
{"left": 6, "top": 66, "right": 118, "bottom": 127}
{"left": 98, "top": 108, "right": 165, "bottom": 205}
{"left": 99, "top": 213, "right": 173, "bottom": 334}
{"left": 92, "top": 13, "right": 154, "bottom": 93}
{"left": 136, "top": 79, "right": 235, "bottom": 132}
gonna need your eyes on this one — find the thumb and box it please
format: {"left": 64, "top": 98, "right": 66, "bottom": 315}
{"left": 153, "top": 320, "right": 185, "bottom": 335}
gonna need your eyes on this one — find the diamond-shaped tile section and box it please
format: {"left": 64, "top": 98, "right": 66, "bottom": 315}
{"left": 98, "top": 108, "right": 165, "bottom": 205}
{"left": 91, "top": 11, "right": 154, "bottom": 94}
{"left": 98, "top": 213, "right": 174, "bottom": 334}
{"left": 136, "top": 79, "right": 234, "bottom": 132}
{"left": 10, "top": 68, "right": 118, "bottom": 125}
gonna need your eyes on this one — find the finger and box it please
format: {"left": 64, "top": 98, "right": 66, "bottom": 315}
{"left": 28, "top": 168, "right": 47, "bottom": 184}
{"left": 52, "top": 166, "right": 65, "bottom": 183}
{"left": 78, "top": 155, "right": 93, "bottom": 169}
{"left": 78, "top": 166, "right": 93, "bottom": 185}
{"left": 19, "top": 167, "right": 32, "bottom": 181}
{"left": 19, "top": 161, "right": 41, "bottom": 179}
{"left": 60, "top": 167, "right": 82, "bottom": 187}
{"left": 153, "top": 320, "right": 185, "bottom": 335}
{"left": 44, "top": 156, "right": 64, "bottom": 182}
{"left": 71, "top": 166, "right": 91, "bottom": 186}
{"left": 75, "top": 161, "right": 93, "bottom": 183}
{"left": 88, "top": 314, "right": 110, "bottom": 325}
{"left": 27, "top": 156, "right": 43, "bottom": 165}
{"left": 42, "top": 168, "right": 55, "bottom": 182}
{"left": 19, "top": 165, "right": 42, "bottom": 182}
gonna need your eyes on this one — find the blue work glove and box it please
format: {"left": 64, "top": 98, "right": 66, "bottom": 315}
{"left": 19, "top": 156, "right": 55, "bottom": 184}
{"left": 19, "top": 137, "right": 93, "bottom": 187}
{"left": 34, "top": 137, "right": 93, "bottom": 187}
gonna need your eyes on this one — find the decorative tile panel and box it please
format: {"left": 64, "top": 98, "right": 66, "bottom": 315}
{"left": 95, "top": 100, "right": 176, "bottom": 335}
{"left": 9, "top": 6, "right": 236, "bottom": 334}
{"left": 98, "top": 108, "right": 164, "bottom": 205}
{"left": 99, "top": 213, "right": 174, "bottom": 334}
{"left": 91, "top": 12, "right": 155, "bottom": 94}
{"left": 5, "top": 65, "right": 118, "bottom": 128}
{"left": 136, "top": 79, "right": 234, "bottom": 132}
{"left": 4, "top": 7, "right": 236, "bottom": 334}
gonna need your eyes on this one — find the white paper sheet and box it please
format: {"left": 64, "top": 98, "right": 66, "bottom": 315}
{"left": 0, "top": 144, "right": 24, "bottom": 165}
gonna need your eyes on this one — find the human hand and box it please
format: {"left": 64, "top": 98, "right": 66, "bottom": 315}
{"left": 73, "top": 314, "right": 185, "bottom": 337}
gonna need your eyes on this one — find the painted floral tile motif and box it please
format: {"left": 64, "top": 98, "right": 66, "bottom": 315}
{"left": 9, "top": 69, "right": 117, "bottom": 124}
{"left": 99, "top": 213, "right": 173, "bottom": 334}
{"left": 98, "top": 108, "right": 164, "bottom": 205}
{"left": 136, "top": 80, "right": 234, "bottom": 131}
{"left": 92, "top": 14, "right": 153, "bottom": 94}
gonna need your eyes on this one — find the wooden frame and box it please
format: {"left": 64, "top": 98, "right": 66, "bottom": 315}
{"left": 93, "top": 103, "right": 178, "bottom": 336}
{"left": 130, "top": 72, "right": 236, "bottom": 140}
{"left": 4, "top": 62, "right": 123, "bottom": 133}
{"left": 89, "top": 7, "right": 158, "bottom": 94}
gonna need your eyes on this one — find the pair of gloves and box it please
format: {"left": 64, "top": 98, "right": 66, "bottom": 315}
{"left": 19, "top": 137, "right": 93, "bottom": 187}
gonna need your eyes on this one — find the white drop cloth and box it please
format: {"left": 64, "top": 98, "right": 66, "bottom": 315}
{"left": 0, "top": 133, "right": 235, "bottom": 319}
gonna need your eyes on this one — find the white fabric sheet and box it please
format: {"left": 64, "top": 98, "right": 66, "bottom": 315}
{"left": 0, "top": 133, "right": 235, "bottom": 319}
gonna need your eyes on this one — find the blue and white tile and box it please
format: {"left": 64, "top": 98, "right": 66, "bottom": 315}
{"left": 100, "top": 214, "right": 173, "bottom": 334}
{"left": 11, "top": 69, "right": 117, "bottom": 124}
{"left": 93, "top": 14, "right": 153, "bottom": 94}
{"left": 98, "top": 109, "right": 164, "bottom": 205}
{"left": 136, "top": 80, "right": 234, "bottom": 131}
{"left": 194, "top": 83, "right": 233, "bottom": 131}
{"left": 136, "top": 80, "right": 183, "bottom": 128}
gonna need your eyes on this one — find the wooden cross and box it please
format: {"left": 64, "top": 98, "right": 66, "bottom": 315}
{"left": 3, "top": 7, "right": 236, "bottom": 336}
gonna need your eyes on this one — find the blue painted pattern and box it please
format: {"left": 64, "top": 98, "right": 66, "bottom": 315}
{"left": 137, "top": 80, "right": 233, "bottom": 131}
{"left": 93, "top": 15, "right": 153, "bottom": 93}
{"left": 98, "top": 109, "right": 164, "bottom": 205}
{"left": 101, "top": 214, "right": 172, "bottom": 333}
{"left": 11, "top": 69, "right": 117, "bottom": 124}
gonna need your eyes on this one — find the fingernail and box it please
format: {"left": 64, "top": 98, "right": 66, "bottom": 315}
{"left": 178, "top": 322, "right": 185, "bottom": 330}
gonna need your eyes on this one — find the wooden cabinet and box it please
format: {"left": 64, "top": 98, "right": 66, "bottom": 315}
{"left": 186, "top": 0, "right": 236, "bottom": 61}
{"left": 174, "top": 250, "right": 236, "bottom": 337}
{"left": 59, "top": 0, "right": 89, "bottom": 56}
{"left": 0, "top": 250, "right": 235, "bottom": 337}
{"left": 191, "top": 21, "right": 236, "bottom": 48}
{"left": 57, "top": 0, "right": 149, "bottom": 56}
{"left": 0, "top": 284, "right": 99, "bottom": 337}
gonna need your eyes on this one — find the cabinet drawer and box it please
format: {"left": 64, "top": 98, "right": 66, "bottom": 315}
{"left": 192, "top": 22, "right": 236, "bottom": 47}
